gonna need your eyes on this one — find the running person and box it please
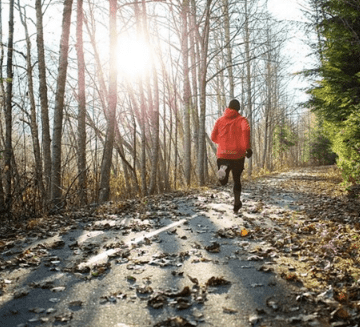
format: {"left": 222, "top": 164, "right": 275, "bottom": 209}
{"left": 211, "top": 99, "right": 252, "bottom": 212}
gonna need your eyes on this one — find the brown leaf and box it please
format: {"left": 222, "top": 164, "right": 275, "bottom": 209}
{"left": 136, "top": 286, "right": 153, "bottom": 294}
{"left": 55, "top": 312, "right": 73, "bottom": 322}
{"left": 175, "top": 298, "right": 191, "bottom": 310}
{"left": 148, "top": 294, "right": 167, "bottom": 309}
{"left": 187, "top": 275, "right": 199, "bottom": 285}
{"left": 49, "top": 241, "right": 65, "bottom": 249}
{"left": 205, "top": 276, "right": 231, "bottom": 287}
{"left": 68, "top": 300, "right": 83, "bottom": 307}
{"left": 333, "top": 307, "right": 350, "bottom": 319}
{"left": 205, "top": 242, "right": 220, "bottom": 253}
{"left": 153, "top": 316, "right": 196, "bottom": 327}
{"left": 167, "top": 286, "right": 191, "bottom": 298}
{"left": 223, "top": 307, "right": 238, "bottom": 314}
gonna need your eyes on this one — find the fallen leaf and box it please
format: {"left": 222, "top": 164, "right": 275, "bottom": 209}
{"left": 126, "top": 275, "right": 136, "bottom": 282}
{"left": 167, "top": 286, "right": 191, "bottom": 298}
{"left": 153, "top": 316, "right": 196, "bottom": 327}
{"left": 136, "top": 286, "right": 153, "bottom": 295}
{"left": 187, "top": 275, "right": 199, "bottom": 285}
{"left": 332, "top": 307, "right": 350, "bottom": 319}
{"left": 223, "top": 307, "right": 238, "bottom": 314}
{"left": 247, "top": 255, "right": 263, "bottom": 261}
{"left": 240, "top": 229, "right": 249, "bottom": 237}
{"left": 206, "top": 276, "right": 231, "bottom": 287}
{"left": 148, "top": 294, "right": 167, "bottom": 309}
{"left": 175, "top": 298, "right": 191, "bottom": 310}
{"left": 68, "top": 300, "right": 83, "bottom": 307}
{"left": 49, "top": 240, "right": 65, "bottom": 249}
{"left": 51, "top": 286, "right": 66, "bottom": 292}
{"left": 205, "top": 242, "right": 220, "bottom": 253}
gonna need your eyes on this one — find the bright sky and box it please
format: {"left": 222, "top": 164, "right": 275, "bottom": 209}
{"left": 267, "top": 0, "right": 304, "bottom": 21}
{"left": 267, "top": 0, "right": 313, "bottom": 105}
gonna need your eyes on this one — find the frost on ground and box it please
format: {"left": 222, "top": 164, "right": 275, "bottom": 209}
{"left": 0, "top": 165, "right": 359, "bottom": 327}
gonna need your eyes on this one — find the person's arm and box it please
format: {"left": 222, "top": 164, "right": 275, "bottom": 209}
{"left": 242, "top": 118, "right": 252, "bottom": 158}
{"left": 211, "top": 120, "right": 219, "bottom": 144}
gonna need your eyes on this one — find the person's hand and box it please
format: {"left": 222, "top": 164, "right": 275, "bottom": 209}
{"left": 246, "top": 149, "right": 253, "bottom": 158}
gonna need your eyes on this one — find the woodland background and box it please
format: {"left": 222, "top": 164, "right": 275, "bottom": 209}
{"left": 0, "top": 0, "right": 359, "bottom": 219}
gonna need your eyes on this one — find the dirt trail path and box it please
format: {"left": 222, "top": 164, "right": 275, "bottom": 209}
{"left": 1, "top": 166, "right": 359, "bottom": 327}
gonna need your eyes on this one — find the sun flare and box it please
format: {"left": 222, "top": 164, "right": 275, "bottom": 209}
{"left": 117, "top": 35, "right": 153, "bottom": 78}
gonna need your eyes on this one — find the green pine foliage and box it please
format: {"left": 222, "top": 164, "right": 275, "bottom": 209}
{"left": 305, "top": 0, "right": 360, "bottom": 183}
{"left": 306, "top": 127, "right": 337, "bottom": 165}
{"left": 272, "top": 124, "right": 297, "bottom": 159}
{"left": 324, "top": 113, "right": 360, "bottom": 184}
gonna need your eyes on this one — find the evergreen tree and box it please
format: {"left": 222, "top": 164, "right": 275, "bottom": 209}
{"left": 305, "top": 0, "right": 360, "bottom": 183}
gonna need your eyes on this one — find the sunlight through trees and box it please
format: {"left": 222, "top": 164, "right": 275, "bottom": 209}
{"left": 0, "top": 0, "right": 318, "bottom": 217}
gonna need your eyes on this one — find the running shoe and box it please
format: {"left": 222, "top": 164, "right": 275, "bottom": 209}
{"left": 217, "top": 165, "right": 227, "bottom": 181}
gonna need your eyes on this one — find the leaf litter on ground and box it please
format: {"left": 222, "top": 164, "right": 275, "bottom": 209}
{"left": 2, "top": 166, "right": 360, "bottom": 326}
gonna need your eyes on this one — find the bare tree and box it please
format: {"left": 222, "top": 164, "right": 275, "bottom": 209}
{"left": 244, "top": 0, "right": 253, "bottom": 177}
{"left": 50, "top": 0, "right": 74, "bottom": 207}
{"left": 180, "top": 0, "right": 192, "bottom": 186}
{"left": 36, "top": 0, "right": 51, "bottom": 198}
{"left": 196, "top": 0, "right": 212, "bottom": 185}
{"left": 148, "top": 59, "right": 160, "bottom": 194}
{"left": 76, "top": 0, "right": 87, "bottom": 205}
{"left": 0, "top": 2, "right": 5, "bottom": 211}
{"left": 4, "top": 0, "right": 15, "bottom": 211}
{"left": 18, "top": 2, "right": 45, "bottom": 201}
{"left": 223, "top": 0, "right": 234, "bottom": 98}
{"left": 98, "top": 0, "right": 118, "bottom": 202}
{"left": 0, "top": 0, "right": 307, "bottom": 216}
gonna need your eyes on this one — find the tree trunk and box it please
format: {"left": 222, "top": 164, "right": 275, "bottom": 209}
{"left": 133, "top": 0, "right": 148, "bottom": 196}
{"left": 50, "top": 0, "right": 73, "bottom": 207}
{"left": 4, "top": 0, "right": 14, "bottom": 211}
{"left": 223, "top": 0, "right": 234, "bottom": 98}
{"left": 244, "top": 0, "right": 253, "bottom": 177}
{"left": 262, "top": 27, "right": 272, "bottom": 169}
{"left": 262, "top": 111, "right": 269, "bottom": 169}
{"left": 36, "top": 0, "right": 51, "bottom": 199}
{"left": 181, "top": 0, "right": 192, "bottom": 186}
{"left": 0, "top": 3, "right": 5, "bottom": 212}
{"left": 189, "top": 0, "right": 199, "bottom": 159}
{"left": 99, "top": 0, "right": 117, "bottom": 202}
{"left": 18, "top": 2, "right": 45, "bottom": 201}
{"left": 76, "top": 0, "right": 87, "bottom": 205}
{"left": 215, "top": 31, "right": 226, "bottom": 113}
{"left": 197, "top": 0, "right": 212, "bottom": 186}
{"left": 148, "top": 65, "right": 160, "bottom": 194}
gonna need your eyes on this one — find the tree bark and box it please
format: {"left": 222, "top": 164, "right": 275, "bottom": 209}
{"left": 0, "top": 3, "right": 5, "bottom": 212}
{"left": 50, "top": 0, "right": 73, "bottom": 207}
{"left": 36, "top": 0, "right": 51, "bottom": 199}
{"left": 18, "top": 2, "right": 45, "bottom": 201}
{"left": 244, "top": 0, "right": 253, "bottom": 177}
{"left": 181, "top": 0, "right": 192, "bottom": 186}
{"left": 262, "top": 26, "right": 272, "bottom": 169}
{"left": 4, "top": 0, "right": 15, "bottom": 211}
{"left": 197, "top": 0, "right": 212, "bottom": 186}
{"left": 99, "top": 0, "right": 117, "bottom": 202}
{"left": 223, "top": 0, "right": 234, "bottom": 98}
{"left": 189, "top": 0, "right": 199, "bottom": 159}
{"left": 76, "top": 0, "right": 87, "bottom": 205}
{"left": 148, "top": 65, "right": 160, "bottom": 194}
{"left": 133, "top": 0, "right": 147, "bottom": 196}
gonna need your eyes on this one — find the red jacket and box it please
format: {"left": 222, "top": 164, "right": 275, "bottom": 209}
{"left": 211, "top": 108, "right": 251, "bottom": 159}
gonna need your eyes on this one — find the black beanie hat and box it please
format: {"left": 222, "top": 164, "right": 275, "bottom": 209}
{"left": 228, "top": 99, "right": 240, "bottom": 111}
